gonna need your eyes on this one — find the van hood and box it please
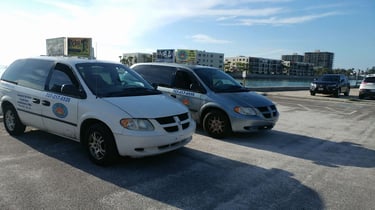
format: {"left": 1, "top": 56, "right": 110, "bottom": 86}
{"left": 219, "top": 91, "right": 274, "bottom": 107}
{"left": 103, "top": 94, "right": 188, "bottom": 118}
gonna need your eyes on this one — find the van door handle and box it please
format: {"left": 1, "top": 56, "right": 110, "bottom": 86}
{"left": 170, "top": 94, "right": 176, "bottom": 98}
{"left": 42, "top": 100, "right": 50, "bottom": 106}
{"left": 32, "top": 98, "right": 40, "bottom": 104}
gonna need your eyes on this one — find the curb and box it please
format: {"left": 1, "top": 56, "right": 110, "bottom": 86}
{"left": 248, "top": 87, "right": 309, "bottom": 92}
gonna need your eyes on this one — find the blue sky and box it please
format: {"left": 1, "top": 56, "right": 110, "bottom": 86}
{"left": 0, "top": 0, "right": 374, "bottom": 70}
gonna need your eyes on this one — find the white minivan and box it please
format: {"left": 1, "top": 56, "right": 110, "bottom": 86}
{"left": 0, "top": 57, "right": 195, "bottom": 165}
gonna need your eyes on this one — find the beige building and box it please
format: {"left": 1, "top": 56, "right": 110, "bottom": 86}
{"left": 224, "top": 56, "right": 249, "bottom": 72}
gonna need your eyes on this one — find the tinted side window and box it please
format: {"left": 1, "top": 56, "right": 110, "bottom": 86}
{"left": 173, "top": 70, "right": 202, "bottom": 92}
{"left": 364, "top": 77, "right": 375, "bottom": 83}
{"left": 2, "top": 59, "right": 53, "bottom": 90}
{"left": 133, "top": 65, "right": 175, "bottom": 87}
{"left": 47, "top": 63, "right": 79, "bottom": 94}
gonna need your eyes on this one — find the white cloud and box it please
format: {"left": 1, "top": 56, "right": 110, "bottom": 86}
{"left": 238, "top": 12, "right": 339, "bottom": 26}
{"left": 0, "top": 0, "right": 342, "bottom": 65}
{"left": 190, "top": 34, "right": 232, "bottom": 44}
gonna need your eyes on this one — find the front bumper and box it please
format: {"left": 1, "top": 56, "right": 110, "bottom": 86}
{"left": 230, "top": 113, "right": 279, "bottom": 132}
{"left": 311, "top": 86, "right": 338, "bottom": 94}
{"left": 359, "top": 89, "right": 375, "bottom": 98}
{"left": 114, "top": 120, "right": 196, "bottom": 157}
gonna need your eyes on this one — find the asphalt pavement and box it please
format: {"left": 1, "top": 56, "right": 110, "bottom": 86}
{"left": 1, "top": 87, "right": 374, "bottom": 210}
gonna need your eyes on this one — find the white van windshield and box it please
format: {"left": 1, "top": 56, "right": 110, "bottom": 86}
{"left": 193, "top": 67, "right": 247, "bottom": 93}
{"left": 76, "top": 63, "right": 160, "bottom": 97}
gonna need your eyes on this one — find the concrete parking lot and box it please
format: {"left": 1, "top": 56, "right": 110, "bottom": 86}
{"left": 0, "top": 88, "right": 374, "bottom": 209}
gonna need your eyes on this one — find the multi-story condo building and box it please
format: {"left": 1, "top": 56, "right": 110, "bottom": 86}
{"left": 196, "top": 50, "right": 224, "bottom": 69}
{"left": 304, "top": 50, "right": 334, "bottom": 70}
{"left": 282, "top": 61, "right": 314, "bottom": 76}
{"left": 224, "top": 56, "right": 249, "bottom": 72}
{"left": 249, "top": 57, "right": 283, "bottom": 75}
{"left": 281, "top": 53, "right": 304, "bottom": 63}
{"left": 174, "top": 49, "right": 224, "bottom": 69}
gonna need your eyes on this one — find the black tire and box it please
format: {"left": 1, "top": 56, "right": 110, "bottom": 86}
{"left": 85, "top": 123, "right": 119, "bottom": 166}
{"left": 310, "top": 91, "right": 316, "bottom": 96}
{"left": 334, "top": 88, "right": 340, "bottom": 98}
{"left": 3, "top": 105, "right": 26, "bottom": 136}
{"left": 203, "top": 110, "right": 231, "bottom": 139}
{"left": 359, "top": 94, "right": 364, "bottom": 99}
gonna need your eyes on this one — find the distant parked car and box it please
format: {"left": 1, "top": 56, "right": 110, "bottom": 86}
{"left": 310, "top": 74, "right": 350, "bottom": 97}
{"left": 359, "top": 74, "right": 375, "bottom": 99}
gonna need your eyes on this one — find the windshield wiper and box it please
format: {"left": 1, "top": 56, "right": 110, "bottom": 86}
{"left": 214, "top": 85, "right": 248, "bottom": 93}
{"left": 105, "top": 87, "right": 161, "bottom": 97}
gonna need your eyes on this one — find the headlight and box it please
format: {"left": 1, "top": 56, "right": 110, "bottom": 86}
{"left": 120, "top": 118, "right": 154, "bottom": 131}
{"left": 310, "top": 83, "right": 316, "bottom": 88}
{"left": 234, "top": 106, "right": 257, "bottom": 116}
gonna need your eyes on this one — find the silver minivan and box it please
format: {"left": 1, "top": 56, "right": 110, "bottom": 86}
{"left": 131, "top": 63, "right": 279, "bottom": 138}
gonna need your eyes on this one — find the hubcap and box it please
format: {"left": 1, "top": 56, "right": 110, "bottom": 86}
{"left": 88, "top": 131, "right": 106, "bottom": 160}
{"left": 5, "top": 110, "right": 16, "bottom": 131}
{"left": 208, "top": 116, "right": 224, "bottom": 134}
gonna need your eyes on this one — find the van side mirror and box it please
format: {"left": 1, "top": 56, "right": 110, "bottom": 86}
{"left": 151, "top": 83, "right": 159, "bottom": 89}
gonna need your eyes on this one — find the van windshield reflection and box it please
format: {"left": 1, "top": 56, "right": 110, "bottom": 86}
{"left": 76, "top": 63, "right": 160, "bottom": 97}
{"left": 193, "top": 68, "right": 247, "bottom": 92}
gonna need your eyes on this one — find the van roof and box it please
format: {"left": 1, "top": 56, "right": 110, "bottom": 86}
{"left": 132, "top": 62, "right": 217, "bottom": 70}
{"left": 16, "top": 56, "right": 120, "bottom": 66}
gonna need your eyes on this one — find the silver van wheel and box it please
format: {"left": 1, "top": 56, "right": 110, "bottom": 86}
{"left": 3, "top": 105, "right": 25, "bottom": 136}
{"left": 203, "top": 110, "right": 230, "bottom": 139}
{"left": 85, "top": 123, "right": 119, "bottom": 166}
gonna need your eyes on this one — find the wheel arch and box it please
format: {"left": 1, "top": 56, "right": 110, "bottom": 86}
{"left": 79, "top": 118, "right": 116, "bottom": 147}
{"left": 200, "top": 105, "right": 232, "bottom": 131}
{"left": 1, "top": 100, "right": 15, "bottom": 111}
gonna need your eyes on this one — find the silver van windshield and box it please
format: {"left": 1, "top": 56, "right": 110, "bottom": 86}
{"left": 194, "top": 68, "right": 246, "bottom": 92}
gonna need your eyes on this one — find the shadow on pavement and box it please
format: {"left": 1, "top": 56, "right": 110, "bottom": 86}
{"left": 11, "top": 129, "right": 324, "bottom": 209}
{"left": 227, "top": 130, "right": 375, "bottom": 168}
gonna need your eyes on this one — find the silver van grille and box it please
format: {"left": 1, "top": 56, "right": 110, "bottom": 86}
{"left": 155, "top": 113, "right": 190, "bottom": 133}
{"left": 256, "top": 105, "right": 278, "bottom": 119}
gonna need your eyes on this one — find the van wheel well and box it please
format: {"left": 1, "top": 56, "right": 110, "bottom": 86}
{"left": 200, "top": 108, "right": 232, "bottom": 137}
{"left": 200, "top": 108, "right": 227, "bottom": 124}
{"left": 80, "top": 119, "right": 113, "bottom": 145}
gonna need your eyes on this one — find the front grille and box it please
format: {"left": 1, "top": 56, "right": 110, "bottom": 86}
{"left": 155, "top": 112, "right": 191, "bottom": 133}
{"left": 256, "top": 105, "right": 278, "bottom": 119}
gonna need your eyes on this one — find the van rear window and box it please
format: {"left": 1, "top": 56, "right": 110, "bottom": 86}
{"left": 1, "top": 59, "right": 54, "bottom": 90}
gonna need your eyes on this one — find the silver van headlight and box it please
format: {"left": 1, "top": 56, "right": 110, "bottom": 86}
{"left": 234, "top": 106, "right": 257, "bottom": 116}
{"left": 120, "top": 119, "right": 154, "bottom": 131}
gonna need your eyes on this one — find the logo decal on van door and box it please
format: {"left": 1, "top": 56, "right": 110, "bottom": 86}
{"left": 52, "top": 103, "right": 68, "bottom": 118}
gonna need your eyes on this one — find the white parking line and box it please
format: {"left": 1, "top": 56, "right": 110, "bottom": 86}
{"left": 346, "top": 110, "right": 357, "bottom": 115}
{"left": 297, "top": 104, "right": 311, "bottom": 111}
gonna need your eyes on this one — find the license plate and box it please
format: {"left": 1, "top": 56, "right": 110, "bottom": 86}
{"left": 318, "top": 88, "right": 323, "bottom": 91}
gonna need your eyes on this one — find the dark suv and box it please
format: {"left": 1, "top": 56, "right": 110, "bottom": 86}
{"left": 310, "top": 74, "right": 350, "bottom": 97}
